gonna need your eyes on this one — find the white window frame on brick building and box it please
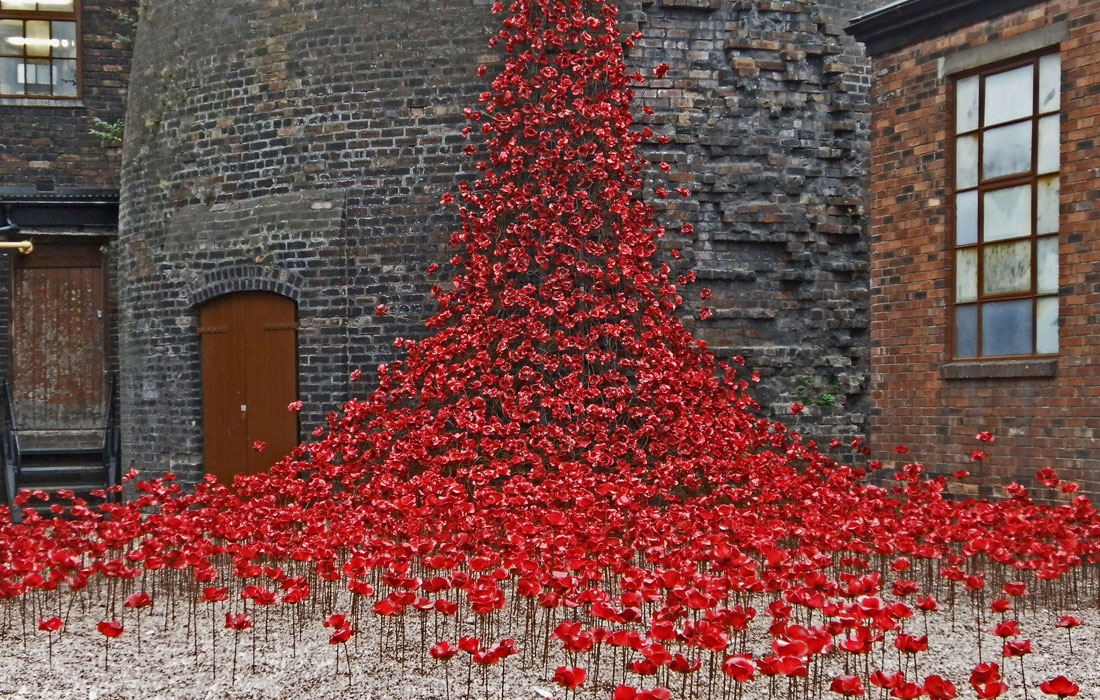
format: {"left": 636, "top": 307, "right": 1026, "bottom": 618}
{"left": 948, "top": 27, "right": 1064, "bottom": 359}
{"left": 0, "top": 0, "right": 80, "bottom": 99}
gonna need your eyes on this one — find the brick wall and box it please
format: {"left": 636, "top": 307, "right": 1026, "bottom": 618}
{"left": 0, "top": 0, "right": 135, "bottom": 190}
{"left": 631, "top": 0, "right": 880, "bottom": 441}
{"left": 866, "top": 1, "right": 1100, "bottom": 499}
{"left": 119, "top": 0, "right": 883, "bottom": 481}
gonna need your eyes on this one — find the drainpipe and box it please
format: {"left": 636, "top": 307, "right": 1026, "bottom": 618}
{"left": 0, "top": 204, "right": 17, "bottom": 235}
{"left": 0, "top": 204, "right": 32, "bottom": 253}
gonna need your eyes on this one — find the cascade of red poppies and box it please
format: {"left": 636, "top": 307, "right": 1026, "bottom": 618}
{"left": 257, "top": 0, "right": 812, "bottom": 523}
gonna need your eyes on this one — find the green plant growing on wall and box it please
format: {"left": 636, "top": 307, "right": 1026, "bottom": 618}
{"left": 90, "top": 118, "right": 125, "bottom": 145}
{"left": 796, "top": 374, "right": 840, "bottom": 407}
{"left": 110, "top": 8, "right": 139, "bottom": 45}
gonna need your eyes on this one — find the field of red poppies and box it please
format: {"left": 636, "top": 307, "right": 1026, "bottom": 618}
{"left": 2, "top": 1, "right": 1098, "bottom": 698}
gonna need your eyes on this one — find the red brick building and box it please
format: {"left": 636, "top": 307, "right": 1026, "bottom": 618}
{"left": 850, "top": 0, "right": 1100, "bottom": 498}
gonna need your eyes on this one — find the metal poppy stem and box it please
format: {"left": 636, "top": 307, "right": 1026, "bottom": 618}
{"left": 210, "top": 605, "right": 217, "bottom": 680}
{"left": 1019, "top": 657, "right": 1029, "bottom": 700}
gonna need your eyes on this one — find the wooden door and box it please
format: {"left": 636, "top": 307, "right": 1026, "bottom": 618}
{"left": 11, "top": 243, "right": 106, "bottom": 437}
{"left": 199, "top": 292, "right": 299, "bottom": 483}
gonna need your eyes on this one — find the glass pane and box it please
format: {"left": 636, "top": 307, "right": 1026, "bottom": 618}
{"left": 20, "top": 57, "right": 50, "bottom": 94}
{"left": 1038, "top": 53, "right": 1061, "bottom": 113}
{"left": 984, "top": 185, "right": 1031, "bottom": 241}
{"left": 37, "top": 0, "right": 75, "bottom": 10}
{"left": 956, "top": 248, "right": 978, "bottom": 302}
{"left": 0, "top": 56, "right": 22, "bottom": 95}
{"left": 0, "top": 20, "right": 21, "bottom": 58}
{"left": 956, "top": 75, "right": 979, "bottom": 133}
{"left": 956, "top": 304, "right": 977, "bottom": 358}
{"left": 1036, "top": 175, "right": 1059, "bottom": 234}
{"left": 983, "top": 239, "right": 1032, "bottom": 295}
{"left": 1, "top": 0, "right": 76, "bottom": 9}
{"left": 54, "top": 57, "right": 74, "bottom": 95}
{"left": 1037, "top": 235, "right": 1058, "bottom": 294}
{"left": 51, "top": 21, "right": 75, "bottom": 58}
{"left": 1036, "top": 297, "right": 1058, "bottom": 354}
{"left": 1037, "top": 114, "right": 1060, "bottom": 174}
{"left": 982, "top": 299, "right": 1033, "bottom": 356}
{"left": 984, "top": 65, "right": 1034, "bottom": 126}
{"left": 23, "top": 20, "right": 49, "bottom": 58}
{"left": 956, "top": 135, "right": 978, "bottom": 189}
{"left": 982, "top": 121, "right": 1032, "bottom": 179}
{"left": 956, "top": 190, "right": 978, "bottom": 245}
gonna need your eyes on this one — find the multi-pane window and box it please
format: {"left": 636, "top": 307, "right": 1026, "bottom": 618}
{"left": 0, "top": 0, "right": 78, "bottom": 98}
{"left": 953, "top": 52, "right": 1060, "bottom": 358}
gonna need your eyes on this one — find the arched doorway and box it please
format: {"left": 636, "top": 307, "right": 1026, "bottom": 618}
{"left": 198, "top": 292, "right": 299, "bottom": 483}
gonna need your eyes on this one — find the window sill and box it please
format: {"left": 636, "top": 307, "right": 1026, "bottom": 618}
{"left": 0, "top": 98, "right": 84, "bottom": 108}
{"left": 659, "top": 0, "right": 722, "bottom": 8}
{"left": 941, "top": 358, "right": 1057, "bottom": 380}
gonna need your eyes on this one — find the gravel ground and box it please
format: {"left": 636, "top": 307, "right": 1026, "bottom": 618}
{"left": 1, "top": 591, "right": 1096, "bottom": 700}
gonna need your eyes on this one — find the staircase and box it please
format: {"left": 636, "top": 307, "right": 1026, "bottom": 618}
{"left": 1, "top": 378, "right": 121, "bottom": 523}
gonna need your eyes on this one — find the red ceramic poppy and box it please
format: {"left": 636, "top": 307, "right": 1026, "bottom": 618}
{"left": 1039, "top": 676, "right": 1079, "bottom": 698}
{"left": 124, "top": 592, "right": 151, "bottom": 609}
{"left": 923, "top": 675, "right": 957, "bottom": 700}
{"left": 430, "top": 641, "right": 458, "bottom": 661}
{"left": 553, "top": 666, "right": 587, "bottom": 690}
{"left": 1002, "top": 639, "right": 1032, "bottom": 657}
{"left": 829, "top": 675, "right": 865, "bottom": 697}
{"left": 974, "top": 682, "right": 1009, "bottom": 699}
{"left": 870, "top": 671, "right": 904, "bottom": 689}
{"left": 889, "top": 682, "right": 923, "bottom": 699}
{"left": 202, "top": 586, "right": 228, "bottom": 603}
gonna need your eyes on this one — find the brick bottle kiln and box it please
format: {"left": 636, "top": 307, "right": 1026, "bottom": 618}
{"left": 118, "top": 0, "right": 880, "bottom": 483}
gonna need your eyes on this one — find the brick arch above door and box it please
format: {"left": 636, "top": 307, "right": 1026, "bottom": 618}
{"left": 186, "top": 264, "right": 306, "bottom": 308}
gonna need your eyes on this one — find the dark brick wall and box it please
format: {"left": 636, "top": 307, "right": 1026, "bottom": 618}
{"left": 119, "top": 0, "right": 498, "bottom": 481}
{"left": 630, "top": 0, "right": 882, "bottom": 439}
{"left": 865, "top": 0, "right": 1100, "bottom": 499}
{"left": 119, "top": 0, "right": 883, "bottom": 480}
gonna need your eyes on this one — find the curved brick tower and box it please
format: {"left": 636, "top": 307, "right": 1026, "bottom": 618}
{"left": 119, "top": 0, "right": 882, "bottom": 481}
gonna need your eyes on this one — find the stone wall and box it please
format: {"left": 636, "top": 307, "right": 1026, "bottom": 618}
{"left": 119, "top": 0, "right": 882, "bottom": 481}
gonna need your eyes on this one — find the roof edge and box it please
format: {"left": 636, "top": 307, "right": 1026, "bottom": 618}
{"left": 848, "top": 0, "right": 1047, "bottom": 56}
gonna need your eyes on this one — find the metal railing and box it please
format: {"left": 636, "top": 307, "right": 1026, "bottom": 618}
{"left": 1, "top": 375, "right": 121, "bottom": 522}
{"left": 1, "top": 381, "right": 22, "bottom": 523}
{"left": 103, "top": 376, "right": 121, "bottom": 500}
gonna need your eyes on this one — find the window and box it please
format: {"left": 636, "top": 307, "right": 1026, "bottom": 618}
{"left": 0, "top": 0, "right": 78, "bottom": 98}
{"left": 952, "top": 51, "right": 1060, "bottom": 358}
